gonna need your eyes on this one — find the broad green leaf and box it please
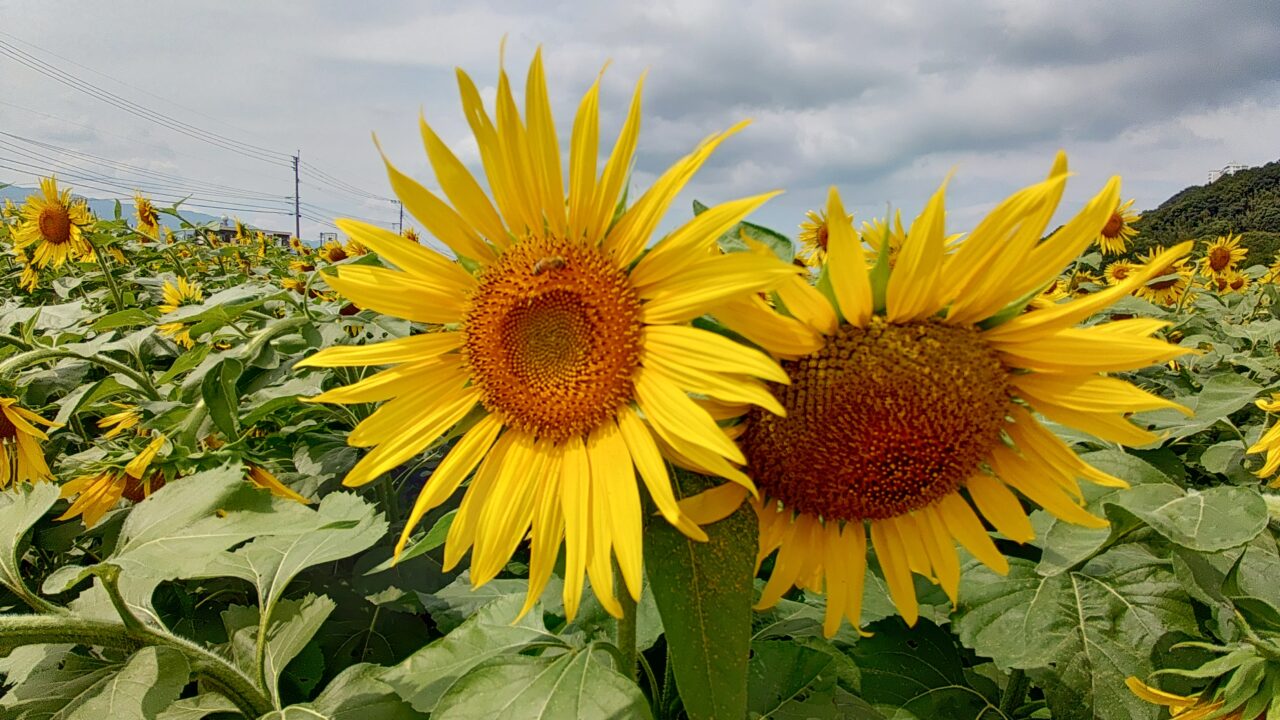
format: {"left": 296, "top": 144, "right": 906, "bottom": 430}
{"left": 156, "top": 343, "right": 212, "bottom": 384}
{"left": 954, "top": 546, "right": 1198, "bottom": 720}
{"left": 0, "top": 483, "right": 60, "bottom": 605}
{"left": 0, "top": 650, "right": 119, "bottom": 717}
{"left": 747, "top": 640, "right": 872, "bottom": 719}
{"left": 850, "top": 619, "right": 1005, "bottom": 719}
{"left": 367, "top": 509, "right": 456, "bottom": 576}
{"left": 381, "top": 594, "right": 562, "bottom": 713}
{"left": 431, "top": 650, "right": 653, "bottom": 720}
{"left": 261, "top": 663, "right": 420, "bottom": 720}
{"left": 8, "top": 646, "right": 189, "bottom": 720}
{"left": 1153, "top": 373, "right": 1261, "bottom": 439}
{"left": 91, "top": 308, "right": 155, "bottom": 331}
{"left": 644, "top": 473, "right": 756, "bottom": 720}
{"left": 1113, "top": 484, "right": 1267, "bottom": 552}
{"left": 267, "top": 595, "right": 336, "bottom": 702}
{"left": 201, "top": 357, "right": 243, "bottom": 437}
{"left": 156, "top": 693, "right": 240, "bottom": 720}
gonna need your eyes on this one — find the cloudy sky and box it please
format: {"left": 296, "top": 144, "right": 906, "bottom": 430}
{"left": 1, "top": 0, "right": 1278, "bottom": 246}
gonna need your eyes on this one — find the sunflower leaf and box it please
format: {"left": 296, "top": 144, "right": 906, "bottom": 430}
{"left": 0, "top": 482, "right": 61, "bottom": 608}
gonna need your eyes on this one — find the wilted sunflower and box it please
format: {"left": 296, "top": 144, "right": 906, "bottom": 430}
{"left": 13, "top": 176, "right": 93, "bottom": 268}
{"left": 158, "top": 277, "right": 204, "bottom": 348}
{"left": 1200, "top": 233, "right": 1247, "bottom": 276}
{"left": 1135, "top": 249, "right": 1192, "bottom": 305}
{"left": 133, "top": 192, "right": 159, "bottom": 239}
{"left": 0, "top": 397, "right": 60, "bottom": 487}
{"left": 98, "top": 403, "right": 143, "bottom": 439}
{"left": 682, "top": 155, "right": 1192, "bottom": 635}
{"left": 298, "top": 49, "right": 798, "bottom": 618}
{"left": 1094, "top": 197, "right": 1140, "bottom": 254}
{"left": 59, "top": 433, "right": 166, "bottom": 528}
{"left": 1125, "top": 677, "right": 1241, "bottom": 720}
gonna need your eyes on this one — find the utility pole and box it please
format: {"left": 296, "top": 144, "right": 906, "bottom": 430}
{"left": 397, "top": 201, "right": 404, "bottom": 234}
{"left": 292, "top": 152, "right": 301, "bottom": 241}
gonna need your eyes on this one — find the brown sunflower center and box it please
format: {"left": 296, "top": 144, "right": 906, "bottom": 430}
{"left": 816, "top": 224, "right": 829, "bottom": 250}
{"left": 1111, "top": 265, "right": 1132, "bottom": 280}
{"left": 1101, "top": 211, "right": 1125, "bottom": 239}
{"left": 1208, "top": 246, "right": 1231, "bottom": 272}
{"left": 0, "top": 411, "right": 16, "bottom": 441}
{"left": 38, "top": 206, "right": 72, "bottom": 245}
{"left": 741, "top": 317, "right": 1011, "bottom": 522}
{"left": 463, "top": 237, "right": 643, "bottom": 443}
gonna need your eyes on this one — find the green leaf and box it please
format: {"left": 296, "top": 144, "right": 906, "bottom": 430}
{"left": 156, "top": 344, "right": 212, "bottom": 384}
{"left": 155, "top": 693, "right": 241, "bottom": 720}
{"left": 849, "top": 619, "right": 1006, "bottom": 719}
{"left": 644, "top": 473, "right": 756, "bottom": 720}
{"left": 381, "top": 594, "right": 562, "bottom": 713}
{"left": 262, "top": 663, "right": 421, "bottom": 720}
{"left": 200, "top": 357, "right": 243, "bottom": 437}
{"left": 91, "top": 308, "right": 156, "bottom": 331}
{"left": 418, "top": 574, "right": 562, "bottom": 634}
{"left": 267, "top": 594, "right": 337, "bottom": 702}
{"left": 1112, "top": 484, "right": 1267, "bottom": 552}
{"left": 0, "top": 483, "right": 60, "bottom": 605}
{"left": 367, "top": 510, "right": 455, "bottom": 576}
{"left": 954, "top": 546, "right": 1198, "bottom": 720}
{"left": 1155, "top": 373, "right": 1261, "bottom": 439}
{"left": 747, "top": 640, "right": 871, "bottom": 719}
{"left": 1, "top": 646, "right": 190, "bottom": 720}
{"left": 431, "top": 649, "right": 653, "bottom": 720}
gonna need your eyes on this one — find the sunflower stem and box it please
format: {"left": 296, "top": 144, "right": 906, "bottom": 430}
{"left": 999, "top": 668, "right": 1029, "bottom": 716}
{"left": 88, "top": 238, "right": 125, "bottom": 312}
{"left": 616, "top": 562, "right": 638, "bottom": 682}
{"left": 0, "top": 348, "right": 160, "bottom": 401}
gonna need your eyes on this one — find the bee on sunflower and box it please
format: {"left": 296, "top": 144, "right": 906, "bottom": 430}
{"left": 679, "top": 155, "right": 1192, "bottom": 636}
{"left": 298, "top": 49, "right": 801, "bottom": 618}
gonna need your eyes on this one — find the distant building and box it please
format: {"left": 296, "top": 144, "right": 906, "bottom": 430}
{"left": 211, "top": 216, "right": 291, "bottom": 246}
{"left": 319, "top": 232, "right": 338, "bottom": 243}
{"left": 1208, "top": 163, "right": 1249, "bottom": 183}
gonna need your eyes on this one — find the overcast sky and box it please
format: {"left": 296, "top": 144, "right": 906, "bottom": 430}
{"left": 1, "top": 0, "right": 1278, "bottom": 246}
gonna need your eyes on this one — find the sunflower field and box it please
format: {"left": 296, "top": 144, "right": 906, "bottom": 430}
{"left": 3, "top": 52, "right": 1280, "bottom": 720}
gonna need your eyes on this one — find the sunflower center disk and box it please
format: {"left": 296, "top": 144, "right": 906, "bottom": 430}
{"left": 742, "top": 317, "right": 1012, "bottom": 522}
{"left": 38, "top": 207, "right": 71, "bottom": 245}
{"left": 1208, "top": 247, "right": 1231, "bottom": 272}
{"left": 1101, "top": 212, "right": 1124, "bottom": 239}
{"left": 463, "top": 238, "right": 644, "bottom": 443}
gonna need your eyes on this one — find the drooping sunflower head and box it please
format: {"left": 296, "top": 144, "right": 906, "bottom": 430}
{"left": 97, "top": 403, "right": 143, "bottom": 439}
{"left": 159, "top": 277, "right": 204, "bottom": 314}
{"left": 134, "top": 192, "right": 159, "bottom": 239}
{"left": 0, "top": 397, "right": 60, "bottom": 488}
{"left": 1094, "top": 197, "right": 1140, "bottom": 254}
{"left": 234, "top": 219, "right": 249, "bottom": 244}
{"left": 321, "top": 240, "right": 348, "bottom": 263}
{"left": 691, "top": 154, "right": 1192, "bottom": 636}
{"left": 1200, "top": 232, "right": 1247, "bottom": 276}
{"left": 289, "top": 259, "right": 316, "bottom": 274}
{"left": 1135, "top": 248, "right": 1192, "bottom": 305}
{"left": 58, "top": 433, "right": 167, "bottom": 528}
{"left": 13, "top": 176, "right": 94, "bottom": 269}
{"left": 297, "top": 48, "right": 802, "bottom": 619}
{"left": 282, "top": 277, "right": 306, "bottom": 294}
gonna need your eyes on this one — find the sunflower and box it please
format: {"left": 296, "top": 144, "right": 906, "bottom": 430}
{"left": 403, "top": 227, "right": 421, "bottom": 243}
{"left": 797, "top": 209, "right": 850, "bottom": 267}
{"left": 1125, "top": 677, "right": 1240, "bottom": 720}
{"left": 13, "top": 176, "right": 94, "bottom": 269}
{"left": 163, "top": 226, "right": 175, "bottom": 244}
{"left": 158, "top": 277, "right": 204, "bottom": 348}
{"left": 0, "top": 397, "right": 60, "bottom": 488}
{"left": 234, "top": 220, "right": 249, "bottom": 245}
{"left": 298, "top": 49, "right": 798, "bottom": 619}
{"left": 680, "top": 155, "right": 1192, "bottom": 636}
{"left": 1212, "top": 269, "right": 1249, "bottom": 294}
{"left": 97, "top": 403, "right": 143, "bottom": 439}
{"left": 289, "top": 259, "right": 316, "bottom": 274}
{"left": 1094, "top": 197, "right": 1140, "bottom": 254}
{"left": 134, "top": 192, "right": 159, "bottom": 239}
{"left": 344, "top": 239, "right": 369, "bottom": 256}
{"left": 1134, "top": 249, "right": 1192, "bottom": 305}
{"left": 246, "top": 463, "right": 311, "bottom": 504}
{"left": 58, "top": 433, "right": 166, "bottom": 528}
{"left": 282, "top": 277, "right": 306, "bottom": 294}
{"left": 1200, "top": 233, "right": 1247, "bottom": 276}
{"left": 1247, "top": 394, "right": 1280, "bottom": 485}
{"left": 1, "top": 198, "right": 18, "bottom": 219}
{"left": 321, "top": 240, "right": 348, "bottom": 263}
{"left": 1104, "top": 260, "right": 1137, "bottom": 285}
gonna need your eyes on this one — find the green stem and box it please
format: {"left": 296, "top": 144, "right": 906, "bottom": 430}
{"left": 0, "top": 333, "right": 31, "bottom": 351}
{"left": 999, "top": 668, "right": 1029, "bottom": 717}
{"left": 615, "top": 563, "right": 638, "bottom": 682}
{"left": 0, "top": 348, "right": 160, "bottom": 400}
{"left": 89, "top": 241, "right": 125, "bottom": 312}
{"left": 0, "top": 614, "right": 272, "bottom": 718}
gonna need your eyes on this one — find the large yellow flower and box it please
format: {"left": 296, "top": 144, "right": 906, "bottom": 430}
{"left": 683, "top": 155, "right": 1192, "bottom": 636}
{"left": 13, "top": 176, "right": 94, "bottom": 269}
{"left": 1134, "top": 249, "right": 1192, "bottom": 305}
{"left": 98, "top": 403, "right": 143, "bottom": 439}
{"left": 158, "top": 277, "right": 205, "bottom": 348}
{"left": 0, "top": 398, "right": 60, "bottom": 487}
{"left": 297, "top": 50, "right": 797, "bottom": 619}
{"left": 1094, "top": 197, "right": 1140, "bottom": 255}
{"left": 1104, "top": 260, "right": 1138, "bottom": 285}
{"left": 1200, "top": 232, "right": 1247, "bottom": 276}
{"left": 134, "top": 192, "right": 159, "bottom": 239}
{"left": 1247, "top": 394, "right": 1280, "bottom": 484}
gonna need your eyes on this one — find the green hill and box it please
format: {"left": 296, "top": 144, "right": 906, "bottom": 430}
{"left": 1127, "top": 159, "right": 1280, "bottom": 262}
